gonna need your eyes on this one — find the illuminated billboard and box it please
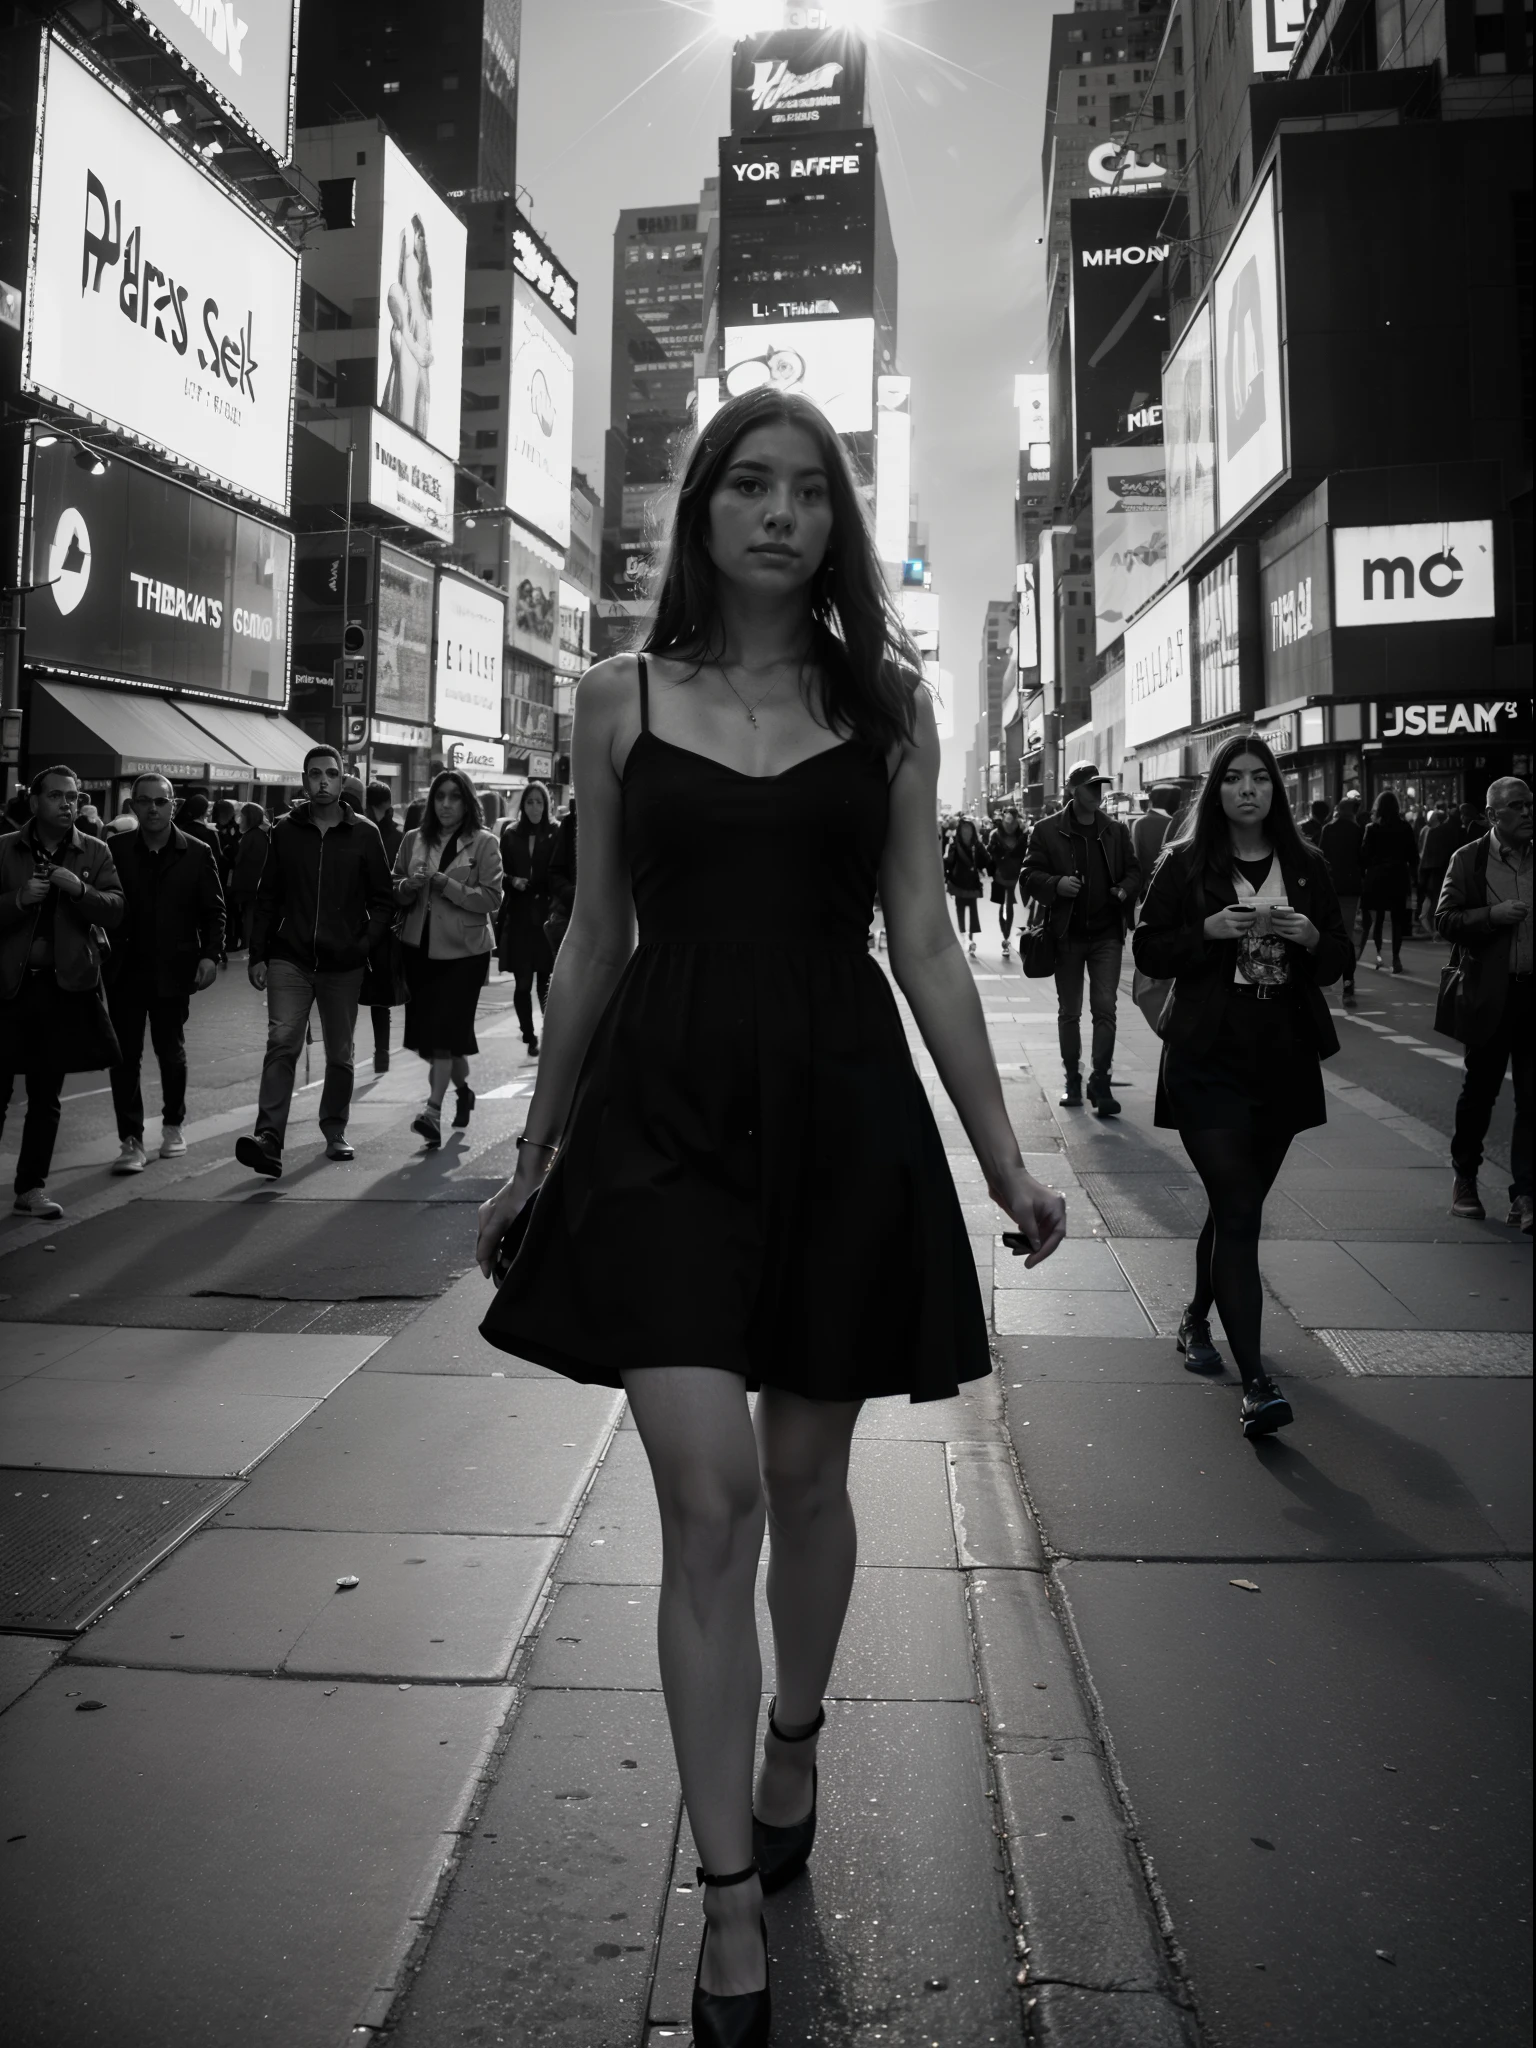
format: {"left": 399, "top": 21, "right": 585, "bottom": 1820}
{"left": 719, "top": 130, "right": 876, "bottom": 326}
{"left": 1252, "top": 0, "right": 1319, "bottom": 73}
{"left": 722, "top": 318, "right": 874, "bottom": 433}
{"left": 376, "top": 138, "right": 467, "bottom": 465}
{"left": 433, "top": 573, "right": 504, "bottom": 741}
{"left": 26, "top": 440, "right": 291, "bottom": 706}
{"left": 511, "top": 531, "right": 561, "bottom": 662}
{"left": 131, "top": 0, "right": 298, "bottom": 161}
{"left": 1124, "top": 578, "right": 1192, "bottom": 750}
{"left": 508, "top": 277, "right": 574, "bottom": 548}
{"left": 1038, "top": 534, "right": 1056, "bottom": 695}
{"left": 1068, "top": 197, "right": 1170, "bottom": 470}
{"left": 1164, "top": 305, "right": 1217, "bottom": 572}
{"left": 375, "top": 544, "right": 433, "bottom": 727}
{"left": 875, "top": 375, "right": 911, "bottom": 564}
{"left": 1015, "top": 373, "right": 1049, "bottom": 457}
{"left": 1212, "top": 173, "right": 1285, "bottom": 526}
{"left": 1332, "top": 521, "right": 1496, "bottom": 627}
{"left": 359, "top": 408, "right": 454, "bottom": 544}
{"left": 511, "top": 209, "right": 577, "bottom": 334}
{"left": 1091, "top": 449, "right": 1168, "bottom": 654}
{"left": 1015, "top": 562, "right": 1039, "bottom": 671}
{"left": 731, "top": 26, "right": 867, "bottom": 134}
{"left": 24, "top": 36, "right": 299, "bottom": 513}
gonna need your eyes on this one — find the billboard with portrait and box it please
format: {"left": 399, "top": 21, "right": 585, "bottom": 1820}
{"left": 1163, "top": 305, "right": 1216, "bottom": 572}
{"left": 375, "top": 139, "right": 467, "bottom": 465}
{"left": 433, "top": 573, "right": 504, "bottom": 741}
{"left": 731, "top": 27, "right": 867, "bottom": 135}
{"left": 1124, "top": 578, "right": 1192, "bottom": 751}
{"left": 511, "top": 532, "right": 560, "bottom": 662}
{"left": 26, "top": 440, "right": 290, "bottom": 705}
{"left": 508, "top": 278, "right": 574, "bottom": 548}
{"left": 24, "top": 36, "right": 299, "bottom": 513}
{"left": 1016, "top": 562, "right": 1039, "bottom": 672}
{"left": 374, "top": 544, "right": 434, "bottom": 726}
{"left": 132, "top": 0, "right": 298, "bottom": 161}
{"left": 1091, "top": 448, "right": 1168, "bottom": 654}
{"left": 1068, "top": 196, "right": 1170, "bottom": 471}
{"left": 1212, "top": 173, "right": 1285, "bottom": 526}
{"left": 722, "top": 318, "right": 874, "bottom": 434}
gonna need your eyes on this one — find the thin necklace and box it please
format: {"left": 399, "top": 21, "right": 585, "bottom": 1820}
{"left": 719, "top": 664, "right": 785, "bottom": 727}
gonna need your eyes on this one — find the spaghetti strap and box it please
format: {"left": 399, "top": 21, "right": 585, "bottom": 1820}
{"left": 637, "top": 652, "right": 650, "bottom": 733}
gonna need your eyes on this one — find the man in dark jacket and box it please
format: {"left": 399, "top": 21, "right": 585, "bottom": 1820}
{"left": 363, "top": 780, "right": 404, "bottom": 1072}
{"left": 0, "top": 765, "right": 125, "bottom": 1216}
{"left": 1025, "top": 763, "right": 1142, "bottom": 1114}
{"left": 107, "top": 773, "right": 225, "bottom": 1175}
{"left": 1130, "top": 785, "right": 1180, "bottom": 888}
{"left": 237, "top": 746, "right": 393, "bottom": 1178}
{"left": 1318, "top": 795, "right": 1365, "bottom": 999}
{"left": 1436, "top": 776, "right": 1532, "bottom": 1230}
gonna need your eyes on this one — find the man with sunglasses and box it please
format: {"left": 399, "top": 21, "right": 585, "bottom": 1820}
{"left": 1437, "top": 777, "right": 1533, "bottom": 1231}
{"left": 106, "top": 773, "right": 225, "bottom": 1175}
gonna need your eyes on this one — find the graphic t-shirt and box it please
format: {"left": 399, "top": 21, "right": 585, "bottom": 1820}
{"left": 1232, "top": 854, "right": 1291, "bottom": 988}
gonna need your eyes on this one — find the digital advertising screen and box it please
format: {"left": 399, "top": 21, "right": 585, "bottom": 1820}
{"left": 1124, "top": 578, "right": 1193, "bottom": 751}
{"left": 433, "top": 573, "right": 505, "bottom": 741}
{"left": 875, "top": 376, "right": 911, "bottom": 565}
{"left": 26, "top": 439, "right": 291, "bottom": 705}
{"left": 25, "top": 36, "right": 299, "bottom": 513}
{"left": 511, "top": 531, "right": 561, "bottom": 662}
{"left": 1212, "top": 174, "right": 1285, "bottom": 527}
{"left": 508, "top": 278, "right": 575, "bottom": 549}
{"left": 722, "top": 317, "right": 874, "bottom": 433}
{"left": 374, "top": 543, "right": 434, "bottom": 726}
{"left": 132, "top": 0, "right": 298, "bottom": 160}
{"left": 1163, "top": 305, "right": 1217, "bottom": 572}
{"left": 1068, "top": 196, "right": 1171, "bottom": 472}
{"left": 719, "top": 131, "right": 876, "bottom": 327}
{"left": 375, "top": 137, "right": 467, "bottom": 465}
{"left": 1091, "top": 448, "right": 1168, "bottom": 654}
{"left": 730, "top": 27, "right": 867, "bottom": 135}
{"left": 511, "top": 209, "right": 577, "bottom": 334}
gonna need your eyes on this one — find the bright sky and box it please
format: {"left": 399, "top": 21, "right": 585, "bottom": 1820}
{"left": 517, "top": 1, "right": 1053, "bottom": 804}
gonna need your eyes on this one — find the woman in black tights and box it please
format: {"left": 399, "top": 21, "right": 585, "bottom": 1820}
{"left": 1133, "top": 732, "right": 1353, "bottom": 1440}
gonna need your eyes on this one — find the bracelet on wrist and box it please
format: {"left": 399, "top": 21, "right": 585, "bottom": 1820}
{"left": 515, "top": 1133, "right": 558, "bottom": 1154}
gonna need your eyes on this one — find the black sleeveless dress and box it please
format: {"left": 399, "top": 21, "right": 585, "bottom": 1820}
{"left": 480, "top": 659, "right": 990, "bottom": 1403}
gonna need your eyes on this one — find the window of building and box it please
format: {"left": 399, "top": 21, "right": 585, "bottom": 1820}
{"left": 462, "top": 389, "right": 500, "bottom": 412}
{"left": 465, "top": 305, "right": 502, "bottom": 325}
{"left": 1473, "top": 0, "right": 1511, "bottom": 69}
{"left": 474, "top": 430, "right": 499, "bottom": 450}
{"left": 1077, "top": 616, "right": 1087, "bottom": 634}
{"left": 1177, "top": 137, "right": 1188, "bottom": 169}
{"left": 1153, "top": 93, "right": 1165, "bottom": 120}
{"left": 1175, "top": 88, "right": 1186, "bottom": 118}
{"left": 300, "top": 282, "right": 351, "bottom": 333}
{"left": 382, "top": 80, "right": 400, "bottom": 94}
{"left": 462, "top": 345, "right": 503, "bottom": 367}
{"left": 1230, "top": 159, "right": 1242, "bottom": 206}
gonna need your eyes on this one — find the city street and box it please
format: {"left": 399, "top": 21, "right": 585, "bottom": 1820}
{"left": 1, "top": 933, "right": 1527, "bottom": 2048}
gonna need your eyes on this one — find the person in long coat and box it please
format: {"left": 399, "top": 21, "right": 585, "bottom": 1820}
{"left": 498, "top": 781, "right": 556, "bottom": 1055}
{"left": 361, "top": 781, "right": 405, "bottom": 1071}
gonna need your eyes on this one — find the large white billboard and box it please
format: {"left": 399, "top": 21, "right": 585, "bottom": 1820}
{"left": 1014, "top": 373, "right": 1049, "bottom": 460}
{"left": 1124, "top": 579, "right": 1193, "bottom": 750}
{"left": 434, "top": 574, "right": 505, "bottom": 741}
{"left": 1252, "top": 0, "right": 1318, "bottom": 73}
{"left": 376, "top": 139, "right": 467, "bottom": 465}
{"left": 722, "top": 317, "right": 874, "bottom": 433}
{"left": 1332, "top": 521, "right": 1496, "bottom": 628}
{"left": 1015, "top": 561, "right": 1038, "bottom": 671}
{"left": 132, "top": 0, "right": 298, "bottom": 161}
{"left": 1213, "top": 173, "right": 1285, "bottom": 527}
{"left": 25, "top": 38, "right": 299, "bottom": 513}
{"left": 509, "top": 277, "right": 574, "bottom": 548}
{"left": 1164, "top": 305, "right": 1217, "bottom": 572}
{"left": 1091, "top": 448, "right": 1168, "bottom": 654}
{"left": 875, "top": 376, "right": 911, "bottom": 564}
{"left": 360, "top": 409, "right": 455, "bottom": 543}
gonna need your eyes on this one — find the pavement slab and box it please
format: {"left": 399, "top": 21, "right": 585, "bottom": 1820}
{"left": 1056, "top": 1558, "right": 1533, "bottom": 2048}
{"left": 361, "top": 1266, "right": 560, "bottom": 1379}
{"left": 970, "top": 1571, "right": 1097, "bottom": 1749}
{"left": 1004, "top": 1378, "right": 1525, "bottom": 1561}
{"left": 950, "top": 1439, "right": 1048, "bottom": 1569}
{"left": 996, "top": 1291, "right": 1156, "bottom": 1337}
{"left": 16, "top": 1325, "right": 383, "bottom": 1396}
{"left": 1336, "top": 1240, "right": 1533, "bottom": 1330}
{"left": 0, "top": 1663, "right": 513, "bottom": 2048}
{"left": 0, "top": 1634, "right": 63, "bottom": 1713}
{"left": 994, "top": 1237, "right": 1131, "bottom": 1291}
{"left": 217, "top": 1372, "right": 623, "bottom": 1534}
{"left": 68, "top": 1526, "right": 559, "bottom": 1680}
{"left": 0, "top": 1372, "right": 323, "bottom": 1477}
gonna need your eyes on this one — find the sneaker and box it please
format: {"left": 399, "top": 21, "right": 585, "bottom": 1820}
{"left": 1176, "top": 1308, "right": 1224, "bottom": 1374}
{"left": 411, "top": 1109, "right": 442, "bottom": 1150}
{"left": 1086, "top": 1074, "right": 1122, "bottom": 1116}
{"left": 1059, "top": 1073, "right": 1083, "bottom": 1108}
{"left": 1001, "top": 938, "right": 1011, "bottom": 959}
{"left": 12, "top": 1188, "right": 63, "bottom": 1219}
{"left": 1240, "top": 1376, "right": 1294, "bottom": 1440}
{"left": 324, "top": 1134, "right": 355, "bottom": 1162}
{"left": 1449, "top": 1175, "right": 1485, "bottom": 1220}
{"left": 452, "top": 1084, "right": 475, "bottom": 1129}
{"left": 1508, "top": 1195, "right": 1534, "bottom": 1235}
{"left": 235, "top": 1132, "right": 282, "bottom": 1180}
{"left": 159, "top": 1124, "right": 186, "bottom": 1158}
{"left": 112, "top": 1138, "right": 148, "bottom": 1176}
{"left": 968, "top": 938, "right": 978, "bottom": 957}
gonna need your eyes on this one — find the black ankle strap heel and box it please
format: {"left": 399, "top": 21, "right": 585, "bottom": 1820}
{"left": 695, "top": 1860, "right": 760, "bottom": 1888}
{"left": 692, "top": 1860, "right": 770, "bottom": 2048}
{"left": 753, "top": 1699, "right": 824, "bottom": 1895}
{"left": 767, "top": 1698, "right": 825, "bottom": 1742}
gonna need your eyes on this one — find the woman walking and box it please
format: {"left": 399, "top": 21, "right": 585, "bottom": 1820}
{"left": 497, "top": 782, "right": 556, "bottom": 1056}
{"left": 227, "top": 803, "right": 269, "bottom": 953}
{"left": 1133, "top": 733, "right": 1352, "bottom": 1439}
{"left": 472, "top": 388, "right": 1064, "bottom": 2042}
{"left": 1360, "top": 788, "right": 1418, "bottom": 972}
{"left": 393, "top": 770, "right": 502, "bottom": 1148}
{"left": 944, "top": 814, "right": 989, "bottom": 956}
{"left": 987, "top": 805, "right": 1028, "bottom": 960}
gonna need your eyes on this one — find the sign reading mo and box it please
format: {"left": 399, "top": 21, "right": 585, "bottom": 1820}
{"left": 1333, "top": 520, "right": 1496, "bottom": 627}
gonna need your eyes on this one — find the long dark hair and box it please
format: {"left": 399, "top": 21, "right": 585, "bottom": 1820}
{"left": 419, "top": 768, "right": 482, "bottom": 849}
{"left": 1371, "top": 788, "right": 1401, "bottom": 824}
{"left": 513, "top": 781, "right": 551, "bottom": 834}
{"left": 1170, "top": 731, "right": 1310, "bottom": 878}
{"left": 641, "top": 388, "right": 924, "bottom": 755}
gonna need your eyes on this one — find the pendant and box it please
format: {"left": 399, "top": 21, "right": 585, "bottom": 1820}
{"left": 747, "top": 710, "right": 758, "bottom": 725}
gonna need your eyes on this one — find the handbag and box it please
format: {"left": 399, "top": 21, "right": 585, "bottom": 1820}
{"left": 1434, "top": 956, "right": 1467, "bottom": 1041}
{"left": 1019, "top": 899, "right": 1059, "bottom": 979}
{"left": 1132, "top": 965, "right": 1176, "bottom": 1037}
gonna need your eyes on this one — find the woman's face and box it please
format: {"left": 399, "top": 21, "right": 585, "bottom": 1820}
{"left": 1003, "top": 809, "right": 1020, "bottom": 831}
{"left": 434, "top": 780, "right": 467, "bottom": 832}
{"left": 705, "top": 421, "right": 834, "bottom": 600}
{"left": 1220, "top": 753, "right": 1273, "bottom": 828}
{"left": 523, "top": 789, "right": 546, "bottom": 825}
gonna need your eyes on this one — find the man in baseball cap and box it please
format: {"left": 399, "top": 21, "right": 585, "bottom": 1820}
{"left": 1023, "top": 764, "right": 1142, "bottom": 1113}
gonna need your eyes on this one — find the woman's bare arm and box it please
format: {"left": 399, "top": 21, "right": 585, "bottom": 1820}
{"left": 879, "top": 694, "right": 1064, "bottom": 1259}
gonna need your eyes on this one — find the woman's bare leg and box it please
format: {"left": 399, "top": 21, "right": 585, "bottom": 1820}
{"left": 753, "top": 1386, "right": 863, "bottom": 1826}
{"left": 622, "top": 1366, "right": 766, "bottom": 1997}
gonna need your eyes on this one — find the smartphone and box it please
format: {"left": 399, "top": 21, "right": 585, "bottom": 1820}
{"left": 1001, "top": 1231, "right": 1037, "bottom": 1256}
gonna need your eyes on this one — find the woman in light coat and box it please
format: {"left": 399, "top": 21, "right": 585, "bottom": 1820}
{"left": 393, "top": 769, "right": 503, "bottom": 1147}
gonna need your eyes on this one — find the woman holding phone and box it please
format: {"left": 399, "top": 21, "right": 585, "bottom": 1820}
{"left": 1133, "top": 733, "right": 1352, "bottom": 1440}
{"left": 472, "top": 387, "right": 1065, "bottom": 2044}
